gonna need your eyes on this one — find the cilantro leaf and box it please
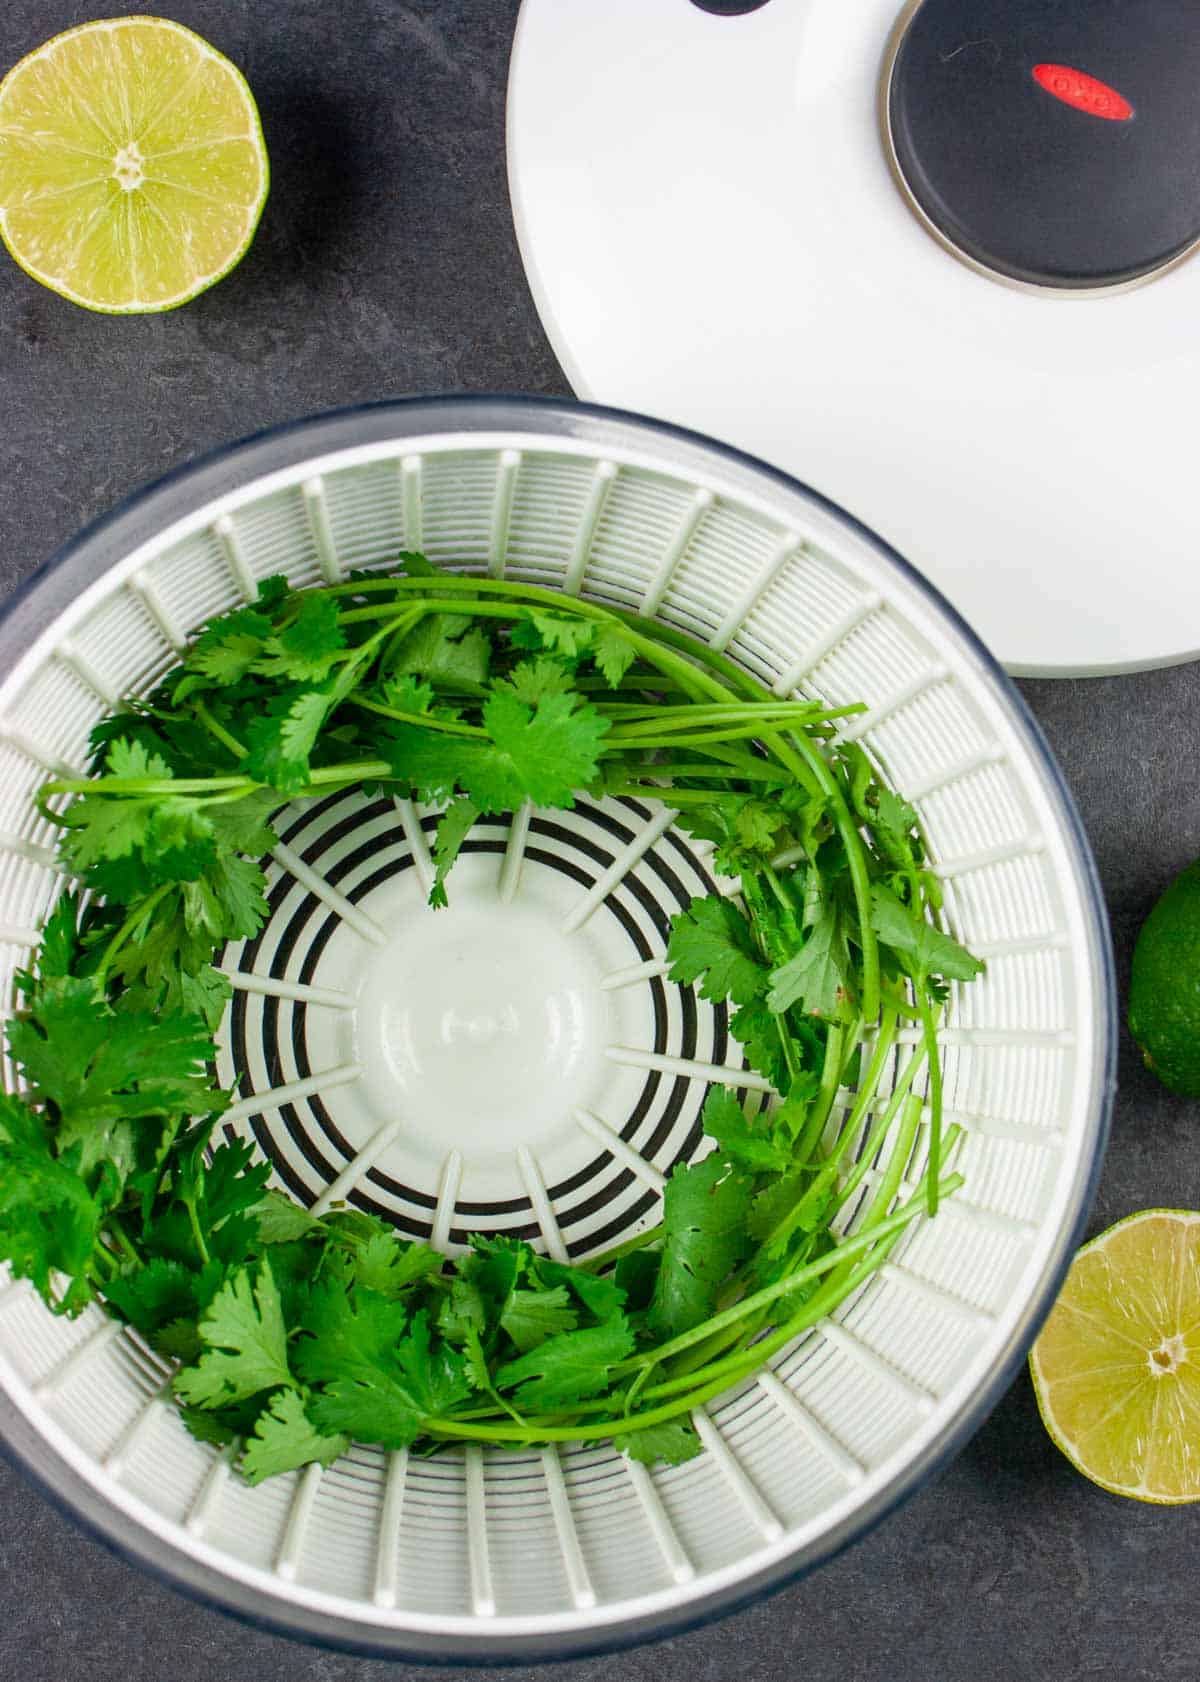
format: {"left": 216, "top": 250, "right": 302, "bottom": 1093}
{"left": 701, "top": 1088, "right": 790, "bottom": 1174}
{"left": 495, "top": 1316, "right": 635, "bottom": 1411}
{"left": 511, "top": 611, "right": 595, "bottom": 658}
{"left": 729, "top": 998, "right": 790, "bottom": 1090}
{"left": 869, "top": 883, "right": 984, "bottom": 987}
{"left": 499, "top": 1286, "right": 579, "bottom": 1354}
{"left": 184, "top": 607, "right": 272, "bottom": 687}
{"left": 0, "top": 1093, "right": 100, "bottom": 1310}
{"left": 306, "top": 1308, "right": 470, "bottom": 1447}
{"left": 174, "top": 1261, "right": 291, "bottom": 1408}
{"left": 648, "top": 1155, "right": 753, "bottom": 1339}
{"left": 240, "top": 1388, "right": 349, "bottom": 1485}
{"left": 388, "top": 616, "right": 491, "bottom": 686}
{"left": 501, "top": 657, "right": 574, "bottom": 704}
{"left": 255, "top": 592, "right": 345, "bottom": 683}
{"left": 766, "top": 899, "right": 854, "bottom": 1019}
{"left": 667, "top": 896, "right": 767, "bottom": 1007}
{"left": 429, "top": 797, "right": 478, "bottom": 910}
{"left": 592, "top": 624, "right": 636, "bottom": 688}
{"left": 613, "top": 1420, "right": 703, "bottom": 1466}
{"left": 243, "top": 688, "right": 332, "bottom": 794}
{"left": 481, "top": 691, "right": 609, "bottom": 808}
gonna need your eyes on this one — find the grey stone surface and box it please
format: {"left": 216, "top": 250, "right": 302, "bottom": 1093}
{"left": 0, "top": 3, "right": 1194, "bottom": 1679}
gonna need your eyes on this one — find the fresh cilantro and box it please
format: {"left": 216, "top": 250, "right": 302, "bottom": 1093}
{"left": 495, "top": 1316, "right": 636, "bottom": 1411}
{"left": 612, "top": 1420, "right": 703, "bottom": 1466}
{"left": 701, "top": 1089, "right": 790, "bottom": 1174}
{"left": 241, "top": 1388, "right": 349, "bottom": 1485}
{"left": 667, "top": 896, "right": 767, "bottom": 1006}
{"left": 766, "top": 894, "right": 854, "bottom": 1019}
{"left": 648, "top": 1155, "right": 753, "bottom": 1339}
{"left": 174, "top": 1261, "right": 291, "bottom": 1408}
{"left": 13, "top": 558, "right": 981, "bottom": 1479}
{"left": 870, "top": 883, "right": 984, "bottom": 989}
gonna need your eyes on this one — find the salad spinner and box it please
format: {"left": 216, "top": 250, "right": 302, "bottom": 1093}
{"left": 0, "top": 398, "right": 1113, "bottom": 1659}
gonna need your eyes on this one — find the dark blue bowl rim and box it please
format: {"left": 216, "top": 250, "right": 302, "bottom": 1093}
{"left": 0, "top": 393, "right": 1116, "bottom": 1665}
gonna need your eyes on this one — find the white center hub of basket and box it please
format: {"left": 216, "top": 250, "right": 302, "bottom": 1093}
{"left": 356, "top": 898, "right": 604, "bottom": 1152}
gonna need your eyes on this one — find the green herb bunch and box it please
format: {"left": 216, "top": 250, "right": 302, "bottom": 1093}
{"left": 0, "top": 555, "right": 982, "bottom": 1480}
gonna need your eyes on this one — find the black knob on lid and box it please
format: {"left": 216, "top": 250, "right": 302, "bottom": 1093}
{"left": 886, "top": 0, "right": 1200, "bottom": 289}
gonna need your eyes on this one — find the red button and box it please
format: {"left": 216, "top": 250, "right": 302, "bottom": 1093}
{"left": 1032, "top": 63, "right": 1134, "bottom": 121}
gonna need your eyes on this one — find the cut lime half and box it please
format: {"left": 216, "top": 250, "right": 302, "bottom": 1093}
{"left": 1030, "top": 1209, "right": 1200, "bottom": 1503}
{"left": 0, "top": 16, "right": 269, "bottom": 313}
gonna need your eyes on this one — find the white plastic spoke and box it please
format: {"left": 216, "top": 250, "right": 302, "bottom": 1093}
{"left": 0, "top": 924, "right": 40, "bottom": 947}
{"left": 880, "top": 1262, "right": 995, "bottom": 1325}
{"left": 939, "top": 1196, "right": 1039, "bottom": 1237}
{"left": 373, "top": 1448, "right": 409, "bottom": 1608}
{"left": 757, "top": 1370, "right": 866, "bottom": 1484}
{"left": 223, "top": 1063, "right": 363, "bottom": 1125}
{"left": 894, "top": 1024, "right": 1074, "bottom": 1049}
{"left": 562, "top": 459, "right": 617, "bottom": 594}
{"left": 32, "top": 1318, "right": 123, "bottom": 1398}
{"left": 770, "top": 593, "right": 883, "bottom": 695}
{"left": 942, "top": 1104, "right": 1064, "bottom": 1148}
{"left": 276, "top": 1460, "right": 324, "bottom": 1581}
{"left": 222, "top": 969, "right": 354, "bottom": 1010}
{"left": 57, "top": 640, "right": 118, "bottom": 708}
{"left": 0, "top": 724, "right": 84, "bottom": 780}
{"left": 465, "top": 1444, "right": 496, "bottom": 1615}
{"left": 271, "top": 840, "right": 387, "bottom": 945}
{"left": 967, "top": 931, "right": 1070, "bottom": 960}
{"left": 103, "top": 1382, "right": 172, "bottom": 1475}
{"left": 214, "top": 512, "right": 256, "bottom": 601}
{"left": 600, "top": 955, "right": 669, "bottom": 992}
{"left": 561, "top": 806, "right": 678, "bottom": 935}
{"left": 186, "top": 1441, "right": 238, "bottom": 1538}
{"left": 929, "top": 836, "right": 1045, "bottom": 877}
{"left": 487, "top": 449, "right": 521, "bottom": 579}
{"left": 431, "top": 1148, "right": 464, "bottom": 1251}
{"left": 572, "top": 1108, "right": 665, "bottom": 1192}
{"left": 310, "top": 1120, "right": 405, "bottom": 1216}
{"left": 624, "top": 1458, "right": 694, "bottom": 1585}
{"left": 902, "top": 744, "right": 1008, "bottom": 802}
{"left": 392, "top": 796, "right": 434, "bottom": 898}
{"left": 639, "top": 488, "right": 714, "bottom": 616}
{"left": 401, "top": 454, "right": 424, "bottom": 547}
{"left": 837, "top": 667, "right": 950, "bottom": 744}
{"left": 0, "top": 831, "right": 62, "bottom": 873}
{"left": 302, "top": 476, "right": 343, "bottom": 584}
{"left": 541, "top": 1446, "right": 596, "bottom": 1610}
{"left": 0, "top": 1276, "right": 30, "bottom": 1312}
{"left": 516, "top": 1146, "right": 568, "bottom": 1262}
{"left": 708, "top": 534, "right": 802, "bottom": 653}
{"left": 131, "top": 569, "right": 187, "bottom": 651}
{"left": 819, "top": 1320, "right": 937, "bottom": 1417}
{"left": 499, "top": 800, "right": 532, "bottom": 904}
{"left": 604, "top": 1045, "right": 774, "bottom": 1093}
{"left": 691, "top": 1407, "right": 783, "bottom": 1542}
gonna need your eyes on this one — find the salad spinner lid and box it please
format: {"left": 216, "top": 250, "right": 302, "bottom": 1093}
{"left": 887, "top": 0, "right": 1200, "bottom": 290}
{"left": 506, "top": 0, "right": 1200, "bottom": 676}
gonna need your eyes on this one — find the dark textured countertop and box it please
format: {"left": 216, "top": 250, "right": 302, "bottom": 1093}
{"left": 0, "top": 4, "right": 1195, "bottom": 1679}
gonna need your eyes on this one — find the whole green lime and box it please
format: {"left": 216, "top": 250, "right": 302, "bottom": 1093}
{"left": 1129, "top": 860, "right": 1200, "bottom": 1097}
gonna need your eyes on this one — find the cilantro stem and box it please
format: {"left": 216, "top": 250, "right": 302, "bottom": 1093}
{"left": 185, "top": 1199, "right": 211, "bottom": 1267}
{"left": 94, "top": 883, "right": 173, "bottom": 982}
{"left": 191, "top": 700, "right": 248, "bottom": 761}
{"left": 917, "top": 994, "right": 944, "bottom": 1215}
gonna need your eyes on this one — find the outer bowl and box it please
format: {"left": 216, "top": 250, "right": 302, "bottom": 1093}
{"left": 0, "top": 396, "right": 1113, "bottom": 1661}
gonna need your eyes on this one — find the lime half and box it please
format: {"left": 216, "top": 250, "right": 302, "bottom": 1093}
{"left": 0, "top": 16, "right": 268, "bottom": 313}
{"left": 1031, "top": 1209, "right": 1200, "bottom": 1503}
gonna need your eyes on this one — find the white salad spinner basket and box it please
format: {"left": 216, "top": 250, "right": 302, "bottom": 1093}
{"left": 0, "top": 398, "right": 1113, "bottom": 1661}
